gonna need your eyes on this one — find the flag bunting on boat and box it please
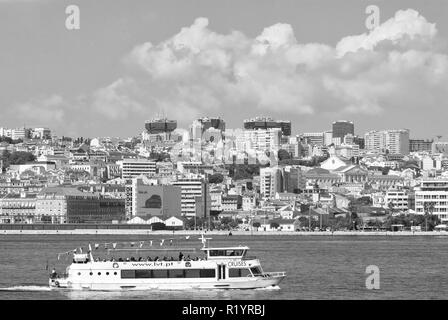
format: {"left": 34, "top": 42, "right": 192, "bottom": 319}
{"left": 55, "top": 234, "right": 210, "bottom": 256}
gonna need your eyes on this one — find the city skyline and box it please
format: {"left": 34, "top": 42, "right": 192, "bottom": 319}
{"left": 1, "top": 0, "right": 447, "bottom": 138}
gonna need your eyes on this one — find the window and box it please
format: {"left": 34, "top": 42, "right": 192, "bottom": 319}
{"left": 229, "top": 268, "right": 251, "bottom": 277}
{"left": 152, "top": 270, "right": 168, "bottom": 278}
{"left": 250, "top": 267, "right": 262, "bottom": 276}
{"left": 185, "top": 269, "right": 200, "bottom": 278}
{"left": 199, "top": 269, "right": 216, "bottom": 278}
{"left": 121, "top": 270, "right": 135, "bottom": 279}
{"left": 135, "top": 270, "right": 152, "bottom": 278}
{"left": 169, "top": 269, "right": 185, "bottom": 278}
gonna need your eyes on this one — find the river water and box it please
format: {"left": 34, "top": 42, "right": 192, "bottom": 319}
{"left": 1, "top": 234, "right": 447, "bottom": 300}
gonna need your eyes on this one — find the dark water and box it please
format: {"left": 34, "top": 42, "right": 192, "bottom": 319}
{"left": 1, "top": 234, "right": 448, "bottom": 300}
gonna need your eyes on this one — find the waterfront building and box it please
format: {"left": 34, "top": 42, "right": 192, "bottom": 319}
{"left": 385, "top": 186, "right": 409, "bottom": 211}
{"left": 415, "top": 179, "right": 448, "bottom": 223}
{"left": 0, "top": 193, "right": 37, "bottom": 224}
{"left": 131, "top": 177, "right": 182, "bottom": 219}
{"left": 36, "top": 187, "right": 125, "bottom": 224}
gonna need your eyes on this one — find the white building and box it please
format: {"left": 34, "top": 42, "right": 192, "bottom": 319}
{"left": 260, "top": 167, "right": 282, "bottom": 199}
{"left": 172, "top": 174, "right": 210, "bottom": 217}
{"left": 415, "top": 179, "right": 448, "bottom": 223}
{"left": 235, "top": 128, "right": 282, "bottom": 153}
{"left": 385, "top": 186, "right": 409, "bottom": 211}
{"left": 121, "top": 158, "right": 156, "bottom": 180}
{"left": 364, "top": 129, "right": 410, "bottom": 155}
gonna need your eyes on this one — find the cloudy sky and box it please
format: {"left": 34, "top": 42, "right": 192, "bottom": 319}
{"left": 0, "top": 0, "right": 447, "bottom": 139}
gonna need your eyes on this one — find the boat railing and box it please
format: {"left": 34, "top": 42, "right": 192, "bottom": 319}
{"left": 248, "top": 271, "right": 286, "bottom": 278}
{"left": 242, "top": 255, "right": 258, "bottom": 260}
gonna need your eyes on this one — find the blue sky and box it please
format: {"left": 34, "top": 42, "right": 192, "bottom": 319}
{"left": 0, "top": 0, "right": 447, "bottom": 139}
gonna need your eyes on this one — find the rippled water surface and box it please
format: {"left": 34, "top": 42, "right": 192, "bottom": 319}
{"left": 1, "top": 234, "right": 448, "bottom": 300}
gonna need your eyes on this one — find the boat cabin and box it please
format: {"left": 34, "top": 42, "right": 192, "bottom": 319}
{"left": 73, "top": 253, "right": 90, "bottom": 263}
{"left": 201, "top": 246, "right": 249, "bottom": 260}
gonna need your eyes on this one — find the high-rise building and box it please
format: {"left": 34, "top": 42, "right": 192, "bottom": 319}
{"left": 172, "top": 175, "right": 211, "bottom": 218}
{"left": 332, "top": 120, "right": 354, "bottom": 140}
{"left": 145, "top": 118, "right": 177, "bottom": 134}
{"left": 364, "top": 129, "right": 410, "bottom": 155}
{"left": 260, "top": 167, "right": 282, "bottom": 198}
{"left": 235, "top": 128, "right": 282, "bottom": 152}
{"left": 244, "top": 117, "right": 291, "bottom": 136}
{"left": 409, "top": 139, "right": 433, "bottom": 153}
{"left": 300, "top": 132, "right": 324, "bottom": 146}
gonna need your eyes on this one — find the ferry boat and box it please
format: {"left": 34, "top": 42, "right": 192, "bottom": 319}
{"left": 48, "top": 238, "right": 286, "bottom": 290}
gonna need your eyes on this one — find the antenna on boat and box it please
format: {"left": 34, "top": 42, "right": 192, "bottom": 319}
{"left": 198, "top": 233, "right": 212, "bottom": 248}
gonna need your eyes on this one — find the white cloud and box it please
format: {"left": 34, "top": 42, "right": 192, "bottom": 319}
{"left": 10, "top": 8, "right": 448, "bottom": 136}
{"left": 13, "top": 94, "right": 66, "bottom": 123}
{"left": 336, "top": 9, "right": 437, "bottom": 56}
{"left": 105, "top": 9, "right": 446, "bottom": 125}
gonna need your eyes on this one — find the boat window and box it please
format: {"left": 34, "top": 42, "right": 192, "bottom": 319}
{"left": 250, "top": 267, "right": 262, "bottom": 276}
{"left": 135, "top": 270, "right": 152, "bottom": 278}
{"left": 152, "top": 270, "right": 168, "bottom": 278}
{"left": 209, "top": 250, "right": 227, "bottom": 256}
{"left": 209, "top": 249, "right": 245, "bottom": 257}
{"left": 229, "top": 268, "right": 251, "bottom": 277}
{"left": 121, "top": 270, "right": 135, "bottom": 279}
{"left": 199, "top": 269, "right": 216, "bottom": 278}
{"left": 169, "top": 269, "right": 185, "bottom": 278}
{"left": 185, "top": 269, "right": 200, "bottom": 278}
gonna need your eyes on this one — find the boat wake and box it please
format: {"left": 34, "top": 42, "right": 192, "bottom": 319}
{"left": 0, "top": 285, "right": 52, "bottom": 292}
{"left": 254, "top": 285, "right": 281, "bottom": 291}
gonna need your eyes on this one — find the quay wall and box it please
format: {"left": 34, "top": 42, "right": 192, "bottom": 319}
{"left": 1, "top": 229, "right": 448, "bottom": 236}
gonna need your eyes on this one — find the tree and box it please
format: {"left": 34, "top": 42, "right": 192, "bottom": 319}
{"left": 270, "top": 222, "right": 280, "bottom": 230}
{"left": 0, "top": 150, "right": 36, "bottom": 168}
{"left": 208, "top": 173, "right": 224, "bottom": 184}
{"left": 277, "top": 149, "right": 291, "bottom": 161}
{"left": 252, "top": 222, "right": 261, "bottom": 229}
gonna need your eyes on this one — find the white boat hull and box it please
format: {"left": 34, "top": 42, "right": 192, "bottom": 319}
{"left": 49, "top": 275, "right": 285, "bottom": 291}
